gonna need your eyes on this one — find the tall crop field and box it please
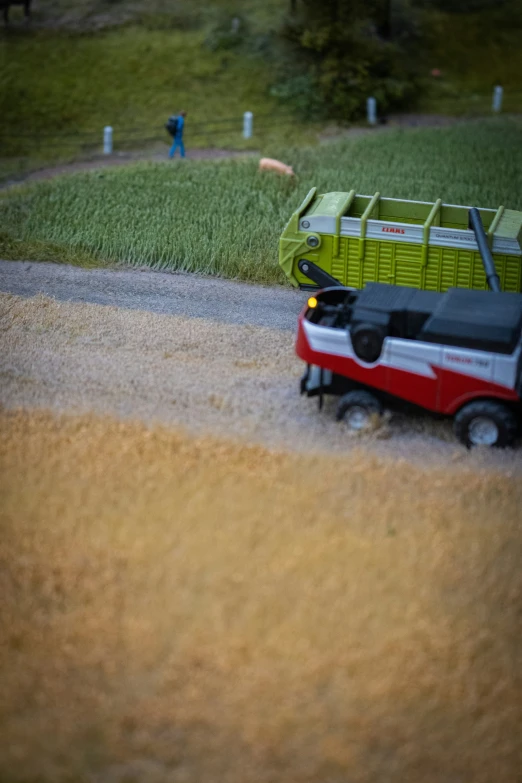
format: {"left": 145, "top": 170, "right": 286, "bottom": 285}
{"left": 1, "top": 118, "right": 521, "bottom": 283}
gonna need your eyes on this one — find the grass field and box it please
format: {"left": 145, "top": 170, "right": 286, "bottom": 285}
{"left": 1, "top": 118, "right": 521, "bottom": 282}
{"left": 1, "top": 406, "right": 521, "bottom": 783}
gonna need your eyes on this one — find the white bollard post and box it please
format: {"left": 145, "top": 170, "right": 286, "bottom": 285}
{"left": 367, "top": 97, "right": 377, "bottom": 126}
{"left": 103, "top": 126, "right": 113, "bottom": 155}
{"left": 243, "top": 111, "right": 253, "bottom": 139}
{"left": 492, "top": 85, "right": 503, "bottom": 113}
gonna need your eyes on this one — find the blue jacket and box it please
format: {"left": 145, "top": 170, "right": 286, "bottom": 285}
{"left": 175, "top": 115, "right": 184, "bottom": 140}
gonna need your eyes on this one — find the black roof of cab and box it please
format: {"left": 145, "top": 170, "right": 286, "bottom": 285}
{"left": 420, "top": 288, "right": 522, "bottom": 354}
{"left": 350, "top": 283, "right": 522, "bottom": 355}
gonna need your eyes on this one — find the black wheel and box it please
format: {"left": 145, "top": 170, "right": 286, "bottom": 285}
{"left": 351, "top": 323, "right": 384, "bottom": 363}
{"left": 336, "top": 390, "right": 383, "bottom": 431}
{"left": 453, "top": 400, "right": 518, "bottom": 448}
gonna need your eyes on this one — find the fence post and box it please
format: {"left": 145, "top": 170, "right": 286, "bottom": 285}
{"left": 243, "top": 111, "right": 253, "bottom": 139}
{"left": 492, "top": 85, "right": 503, "bottom": 113}
{"left": 367, "top": 97, "right": 377, "bottom": 126}
{"left": 103, "top": 126, "right": 113, "bottom": 154}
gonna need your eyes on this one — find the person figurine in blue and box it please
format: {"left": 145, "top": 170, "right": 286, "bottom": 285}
{"left": 168, "top": 111, "right": 187, "bottom": 159}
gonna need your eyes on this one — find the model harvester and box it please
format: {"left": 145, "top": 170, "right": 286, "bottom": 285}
{"left": 280, "top": 191, "right": 522, "bottom": 447}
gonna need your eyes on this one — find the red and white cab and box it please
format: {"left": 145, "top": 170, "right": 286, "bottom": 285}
{"left": 297, "top": 283, "right": 522, "bottom": 447}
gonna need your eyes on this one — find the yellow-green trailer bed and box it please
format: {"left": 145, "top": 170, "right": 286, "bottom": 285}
{"left": 279, "top": 188, "right": 522, "bottom": 292}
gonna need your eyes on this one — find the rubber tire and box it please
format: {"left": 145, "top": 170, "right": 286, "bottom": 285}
{"left": 351, "top": 323, "right": 384, "bottom": 363}
{"left": 336, "top": 389, "right": 383, "bottom": 429}
{"left": 453, "top": 400, "right": 518, "bottom": 448}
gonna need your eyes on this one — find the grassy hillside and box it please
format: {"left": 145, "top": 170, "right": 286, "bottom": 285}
{"left": 1, "top": 0, "right": 521, "bottom": 184}
{"left": 2, "top": 118, "right": 521, "bottom": 282}
{"left": 0, "top": 26, "right": 305, "bottom": 159}
{"left": 0, "top": 0, "right": 302, "bottom": 180}
{"left": 10, "top": 0, "right": 287, "bottom": 31}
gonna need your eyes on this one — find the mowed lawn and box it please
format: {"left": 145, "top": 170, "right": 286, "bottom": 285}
{"left": 1, "top": 118, "right": 521, "bottom": 283}
{"left": 1, "top": 407, "right": 521, "bottom": 783}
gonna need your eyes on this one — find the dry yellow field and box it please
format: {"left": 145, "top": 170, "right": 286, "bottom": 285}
{"left": 1, "top": 407, "right": 521, "bottom": 783}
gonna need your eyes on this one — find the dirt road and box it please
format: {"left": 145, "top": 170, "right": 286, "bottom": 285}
{"left": 0, "top": 148, "right": 258, "bottom": 189}
{"left": 0, "top": 260, "right": 303, "bottom": 329}
{"left": 1, "top": 265, "right": 521, "bottom": 468}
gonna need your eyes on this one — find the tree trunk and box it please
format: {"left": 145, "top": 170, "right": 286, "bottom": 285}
{"left": 382, "top": 0, "right": 392, "bottom": 39}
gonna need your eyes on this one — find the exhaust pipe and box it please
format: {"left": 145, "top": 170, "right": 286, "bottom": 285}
{"left": 468, "top": 207, "right": 501, "bottom": 293}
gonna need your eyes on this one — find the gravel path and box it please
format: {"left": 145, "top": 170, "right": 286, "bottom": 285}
{"left": 0, "top": 261, "right": 304, "bottom": 329}
{"left": 1, "top": 284, "right": 521, "bottom": 471}
{"left": 0, "top": 114, "right": 472, "bottom": 189}
{"left": 0, "top": 148, "right": 258, "bottom": 189}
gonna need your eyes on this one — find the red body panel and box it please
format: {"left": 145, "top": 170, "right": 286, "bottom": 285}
{"left": 296, "top": 313, "right": 520, "bottom": 414}
{"left": 387, "top": 367, "right": 439, "bottom": 411}
{"left": 296, "top": 316, "right": 389, "bottom": 389}
{"left": 438, "top": 370, "right": 519, "bottom": 414}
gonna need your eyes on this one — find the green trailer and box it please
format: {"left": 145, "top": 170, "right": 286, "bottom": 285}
{"left": 279, "top": 188, "right": 522, "bottom": 293}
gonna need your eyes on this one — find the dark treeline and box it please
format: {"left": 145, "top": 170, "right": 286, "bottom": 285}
{"left": 276, "top": 0, "right": 519, "bottom": 119}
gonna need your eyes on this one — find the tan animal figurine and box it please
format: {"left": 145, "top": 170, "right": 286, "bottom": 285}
{"left": 258, "top": 157, "right": 295, "bottom": 177}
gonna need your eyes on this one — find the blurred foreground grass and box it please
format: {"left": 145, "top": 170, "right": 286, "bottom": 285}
{"left": 1, "top": 406, "right": 521, "bottom": 783}
{"left": 1, "top": 118, "right": 521, "bottom": 283}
